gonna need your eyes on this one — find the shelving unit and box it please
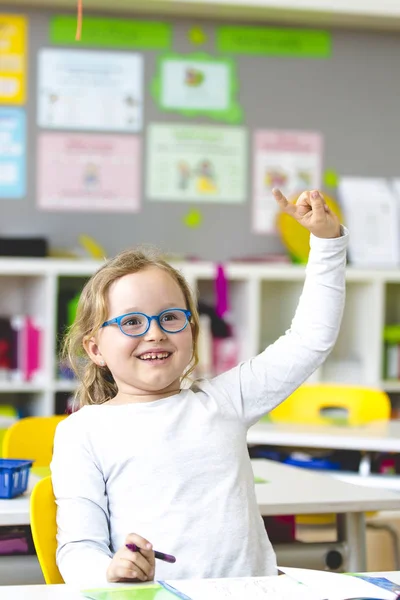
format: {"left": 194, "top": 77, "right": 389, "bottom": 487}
{"left": 0, "top": 257, "right": 400, "bottom": 416}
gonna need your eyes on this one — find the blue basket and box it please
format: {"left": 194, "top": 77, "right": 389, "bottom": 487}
{"left": 0, "top": 459, "right": 34, "bottom": 499}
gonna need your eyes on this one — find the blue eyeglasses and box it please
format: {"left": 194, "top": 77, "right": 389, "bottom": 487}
{"left": 101, "top": 308, "right": 191, "bottom": 338}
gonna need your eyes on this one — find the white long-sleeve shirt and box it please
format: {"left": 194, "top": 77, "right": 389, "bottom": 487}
{"left": 51, "top": 229, "right": 348, "bottom": 586}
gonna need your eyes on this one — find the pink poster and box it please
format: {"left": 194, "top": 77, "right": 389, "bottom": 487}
{"left": 253, "top": 130, "right": 323, "bottom": 233}
{"left": 37, "top": 133, "right": 141, "bottom": 212}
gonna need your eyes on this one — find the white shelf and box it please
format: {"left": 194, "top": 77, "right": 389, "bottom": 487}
{"left": 0, "top": 258, "right": 398, "bottom": 414}
{"left": 0, "top": 382, "right": 46, "bottom": 394}
{"left": 380, "top": 381, "right": 400, "bottom": 393}
{"left": 16, "top": 0, "right": 400, "bottom": 31}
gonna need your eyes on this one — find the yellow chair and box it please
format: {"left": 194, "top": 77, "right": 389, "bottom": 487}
{"left": 268, "top": 383, "right": 391, "bottom": 426}
{"left": 2, "top": 415, "right": 67, "bottom": 467}
{"left": 30, "top": 476, "right": 64, "bottom": 584}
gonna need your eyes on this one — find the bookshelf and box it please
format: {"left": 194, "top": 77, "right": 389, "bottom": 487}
{"left": 0, "top": 257, "right": 399, "bottom": 416}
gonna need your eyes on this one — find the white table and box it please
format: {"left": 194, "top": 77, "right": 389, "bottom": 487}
{"left": 2, "top": 571, "right": 400, "bottom": 600}
{"left": 252, "top": 459, "right": 400, "bottom": 572}
{"left": 2, "top": 461, "right": 400, "bottom": 572}
{"left": 248, "top": 420, "right": 400, "bottom": 453}
{"left": 248, "top": 420, "right": 400, "bottom": 490}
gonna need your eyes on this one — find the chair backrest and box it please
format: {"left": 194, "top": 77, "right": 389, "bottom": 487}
{"left": 2, "top": 415, "right": 67, "bottom": 467}
{"left": 268, "top": 383, "right": 391, "bottom": 426}
{"left": 30, "top": 476, "right": 64, "bottom": 584}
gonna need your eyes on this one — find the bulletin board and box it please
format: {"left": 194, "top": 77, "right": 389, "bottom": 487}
{"left": 1, "top": 6, "right": 400, "bottom": 261}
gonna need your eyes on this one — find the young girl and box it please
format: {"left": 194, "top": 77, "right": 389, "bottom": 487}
{"left": 51, "top": 188, "right": 348, "bottom": 586}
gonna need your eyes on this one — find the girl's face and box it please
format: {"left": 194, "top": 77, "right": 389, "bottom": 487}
{"left": 87, "top": 267, "right": 194, "bottom": 402}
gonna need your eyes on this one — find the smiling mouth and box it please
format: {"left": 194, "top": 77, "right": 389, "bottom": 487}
{"left": 138, "top": 352, "right": 172, "bottom": 361}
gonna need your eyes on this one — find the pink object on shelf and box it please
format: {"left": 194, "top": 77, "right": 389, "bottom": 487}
{"left": 25, "top": 317, "right": 40, "bottom": 381}
{"left": 215, "top": 264, "right": 229, "bottom": 319}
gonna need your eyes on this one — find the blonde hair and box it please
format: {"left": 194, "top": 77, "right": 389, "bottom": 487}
{"left": 63, "top": 247, "right": 200, "bottom": 408}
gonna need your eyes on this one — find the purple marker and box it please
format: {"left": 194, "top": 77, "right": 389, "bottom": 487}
{"left": 126, "top": 543, "right": 176, "bottom": 564}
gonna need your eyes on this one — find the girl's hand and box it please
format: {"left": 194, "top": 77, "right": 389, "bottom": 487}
{"left": 273, "top": 188, "right": 341, "bottom": 239}
{"left": 106, "top": 533, "right": 155, "bottom": 583}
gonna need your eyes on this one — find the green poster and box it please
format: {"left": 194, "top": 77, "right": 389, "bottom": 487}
{"left": 147, "top": 124, "right": 247, "bottom": 204}
{"left": 217, "top": 26, "right": 331, "bottom": 58}
{"left": 151, "top": 52, "right": 242, "bottom": 124}
{"left": 50, "top": 15, "right": 171, "bottom": 50}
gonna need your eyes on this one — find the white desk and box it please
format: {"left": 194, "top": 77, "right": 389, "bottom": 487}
{"left": 248, "top": 420, "right": 400, "bottom": 453}
{"left": 1, "top": 461, "right": 400, "bottom": 572}
{"left": 2, "top": 572, "right": 400, "bottom": 600}
{"left": 248, "top": 420, "right": 400, "bottom": 490}
{"left": 252, "top": 459, "right": 400, "bottom": 572}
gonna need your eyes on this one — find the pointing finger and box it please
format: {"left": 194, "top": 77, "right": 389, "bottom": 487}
{"left": 272, "top": 188, "right": 296, "bottom": 215}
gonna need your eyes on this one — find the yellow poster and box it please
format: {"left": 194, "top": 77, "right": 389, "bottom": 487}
{"left": 0, "top": 15, "right": 27, "bottom": 104}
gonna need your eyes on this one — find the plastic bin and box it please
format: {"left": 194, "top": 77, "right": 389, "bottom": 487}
{"left": 0, "top": 459, "right": 33, "bottom": 499}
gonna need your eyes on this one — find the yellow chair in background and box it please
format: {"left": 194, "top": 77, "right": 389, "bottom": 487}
{"left": 268, "top": 383, "right": 391, "bottom": 426}
{"left": 30, "top": 476, "right": 64, "bottom": 584}
{"left": 2, "top": 415, "right": 67, "bottom": 467}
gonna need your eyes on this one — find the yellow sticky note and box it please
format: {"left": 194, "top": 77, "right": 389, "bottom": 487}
{"left": 323, "top": 169, "right": 339, "bottom": 188}
{"left": 188, "top": 27, "right": 207, "bottom": 45}
{"left": 0, "top": 15, "right": 27, "bottom": 104}
{"left": 183, "top": 209, "right": 203, "bottom": 228}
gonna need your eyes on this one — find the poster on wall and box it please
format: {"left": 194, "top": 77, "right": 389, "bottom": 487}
{"left": 253, "top": 130, "right": 323, "bottom": 233}
{"left": 0, "top": 14, "right": 27, "bottom": 105}
{"left": 0, "top": 108, "right": 26, "bottom": 198}
{"left": 146, "top": 123, "right": 247, "bottom": 203}
{"left": 37, "top": 133, "right": 141, "bottom": 212}
{"left": 49, "top": 15, "right": 172, "bottom": 50}
{"left": 216, "top": 25, "right": 331, "bottom": 58}
{"left": 37, "top": 49, "right": 143, "bottom": 131}
{"left": 152, "top": 53, "right": 242, "bottom": 123}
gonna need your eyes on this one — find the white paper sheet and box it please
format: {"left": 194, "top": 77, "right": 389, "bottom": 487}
{"left": 338, "top": 177, "right": 400, "bottom": 267}
{"left": 162, "top": 576, "right": 325, "bottom": 600}
{"left": 280, "top": 566, "right": 399, "bottom": 600}
{"left": 37, "top": 49, "right": 143, "bottom": 132}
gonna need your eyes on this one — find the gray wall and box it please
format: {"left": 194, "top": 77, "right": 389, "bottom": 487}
{"left": 2, "top": 6, "right": 400, "bottom": 260}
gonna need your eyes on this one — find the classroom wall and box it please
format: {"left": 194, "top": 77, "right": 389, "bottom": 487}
{"left": 2, "top": 6, "right": 400, "bottom": 260}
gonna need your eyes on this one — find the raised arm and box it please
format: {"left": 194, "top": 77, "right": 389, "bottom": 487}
{"left": 51, "top": 415, "right": 112, "bottom": 586}
{"left": 212, "top": 189, "right": 348, "bottom": 427}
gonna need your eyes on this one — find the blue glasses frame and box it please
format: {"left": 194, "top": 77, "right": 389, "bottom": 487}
{"left": 101, "top": 308, "right": 192, "bottom": 338}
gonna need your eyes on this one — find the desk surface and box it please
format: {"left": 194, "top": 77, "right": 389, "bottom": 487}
{"left": 2, "top": 572, "right": 400, "bottom": 600}
{"left": 248, "top": 419, "right": 400, "bottom": 452}
{"left": 1, "top": 459, "right": 400, "bottom": 527}
{"left": 252, "top": 459, "right": 400, "bottom": 515}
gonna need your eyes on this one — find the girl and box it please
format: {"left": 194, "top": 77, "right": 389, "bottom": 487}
{"left": 51, "top": 188, "right": 348, "bottom": 586}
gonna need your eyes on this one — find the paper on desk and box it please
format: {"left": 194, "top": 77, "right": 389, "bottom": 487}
{"left": 82, "top": 584, "right": 174, "bottom": 600}
{"left": 161, "top": 576, "right": 325, "bottom": 600}
{"left": 279, "top": 566, "right": 398, "bottom": 600}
